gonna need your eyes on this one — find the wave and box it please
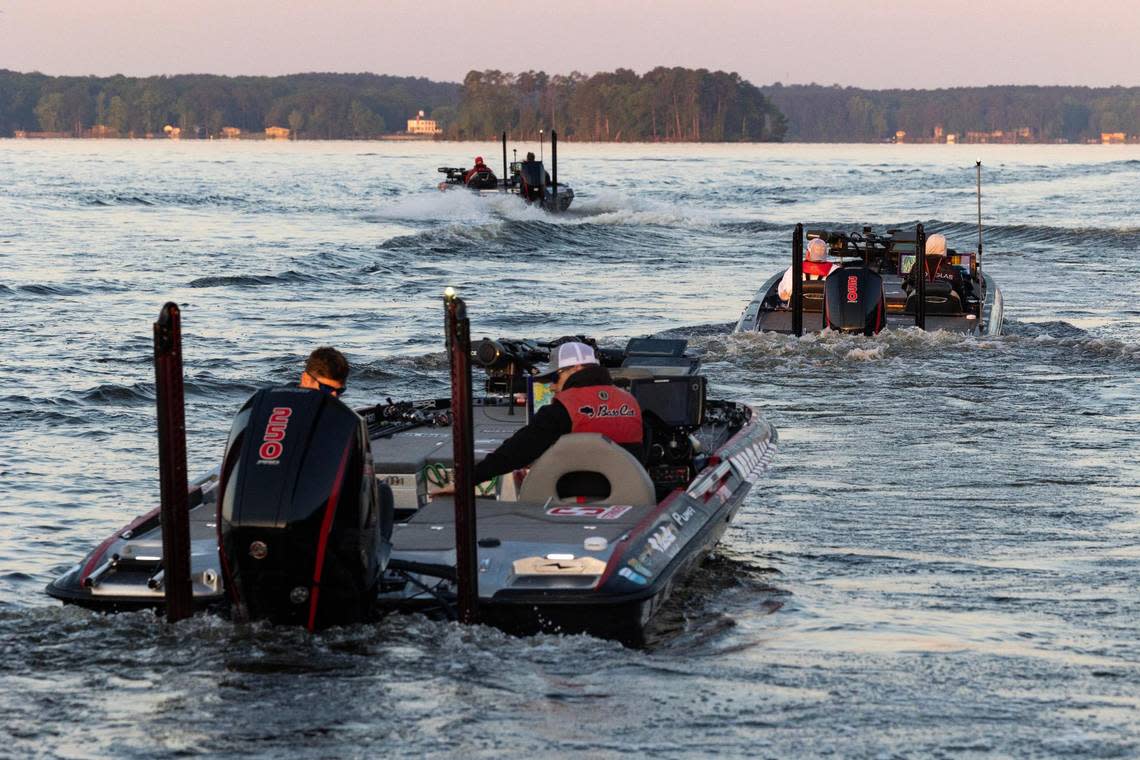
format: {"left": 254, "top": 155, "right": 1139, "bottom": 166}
{"left": 76, "top": 382, "right": 154, "bottom": 404}
{"left": 926, "top": 221, "right": 1140, "bottom": 247}
{"left": 10, "top": 283, "right": 88, "bottom": 297}
{"left": 187, "top": 271, "right": 315, "bottom": 288}
{"left": 82, "top": 191, "right": 249, "bottom": 208}
{"left": 379, "top": 217, "right": 679, "bottom": 256}
{"left": 368, "top": 188, "right": 733, "bottom": 231}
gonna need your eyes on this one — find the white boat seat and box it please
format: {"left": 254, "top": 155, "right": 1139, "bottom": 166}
{"left": 518, "top": 433, "right": 656, "bottom": 507}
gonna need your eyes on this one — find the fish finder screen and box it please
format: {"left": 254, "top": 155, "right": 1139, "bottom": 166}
{"left": 900, "top": 254, "right": 916, "bottom": 275}
{"left": 527, "top": 377, "right": 556, "bottom": 422}
{"left": 630, "top": 377, "right": 704, "bottom": 427}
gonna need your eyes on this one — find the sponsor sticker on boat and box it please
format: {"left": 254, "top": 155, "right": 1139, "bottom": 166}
{"left": 546, "top": 505, "right": 633, "bottom": 520}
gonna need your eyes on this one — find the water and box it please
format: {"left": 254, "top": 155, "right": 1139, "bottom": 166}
{"left": 1, "top": 140, "right": 1138, "bottom": 757}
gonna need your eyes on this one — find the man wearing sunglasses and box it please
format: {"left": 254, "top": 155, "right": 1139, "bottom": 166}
{"left": 299, "top": 346, "right": 349, "bottom": 398}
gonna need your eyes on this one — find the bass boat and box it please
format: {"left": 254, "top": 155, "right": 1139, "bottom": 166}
{"left": 48, "top": 296, "right": 775, "bottom": 646}
{"left": 437, "top": 130, "right": 574, "bottom": 212}
{"left": 736, "top": 164, "right": 1002, "bottom": 336}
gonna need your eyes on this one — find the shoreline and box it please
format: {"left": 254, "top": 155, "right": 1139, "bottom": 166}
{"left": 5, "top": 135, "right": 1140, "bottom": 146}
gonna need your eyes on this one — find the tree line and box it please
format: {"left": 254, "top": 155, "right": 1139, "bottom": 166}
{"left": 0, "top": 67, "right": 786, "bottom": 141}
{"left": 452, "top": 67, "right": 787, "bottom": 141}
{"left": 0, "top": 70, "right": 458, "bottom": 138}
{"left": 766, "top": 83, "right": 1140, "bottom": 142}
{"left": 3, "top": 67, "right": 1140, "bottom": 142}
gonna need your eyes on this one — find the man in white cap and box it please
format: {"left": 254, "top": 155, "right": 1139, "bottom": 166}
{"left": 465, "top": 341, "right": 645, "bottom": 487}
{"left": 778, "top": 237, "right": 835, "bottom": 302}
{"left": 918, "top": 233, "right": 965, "bottom": 291}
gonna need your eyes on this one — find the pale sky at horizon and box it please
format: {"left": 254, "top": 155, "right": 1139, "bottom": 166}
{"left": 2, "top": 0, "right": 1138, "bottom": 89}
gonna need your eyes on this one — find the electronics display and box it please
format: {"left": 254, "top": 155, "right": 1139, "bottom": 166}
{"left": 526, "top": 376, "right": 556, "bottom": 422}
{"left": 629, "top": 376, "right": 705, "bottom": 428}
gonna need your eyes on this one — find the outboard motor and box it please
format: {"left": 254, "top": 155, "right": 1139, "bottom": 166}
{"left": 518, "top": 160, "right": 547, "bottom": 204}
{"left": 823, "top": 266, "right": 886, "bottom": 335}
{"left": 217, "top": 387, "right": 393, "bottom": 630}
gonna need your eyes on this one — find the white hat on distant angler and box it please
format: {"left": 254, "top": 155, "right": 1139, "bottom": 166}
{"left": 806, "top": 237, "right": 829, "bottom": 262}
{"left": 926, "top": 233, "right": 948, "bottom": 255}
{"left": 537, "top": 341, "right": 598, "bottom": 379}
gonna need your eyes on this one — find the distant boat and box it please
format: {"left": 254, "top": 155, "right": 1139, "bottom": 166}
{"left": 436, "top": 130, "right": 575, "bottom": 212}
{"left": 736, "top": 164, "right": 1002, "bottom": 336}
{"left": 734, "top": 224, "right": 1003, "bottom": 336}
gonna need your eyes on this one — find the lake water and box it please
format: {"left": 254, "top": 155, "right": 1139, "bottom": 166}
{"left": 1, "top": 140, "right": 1138, "bottom": 757}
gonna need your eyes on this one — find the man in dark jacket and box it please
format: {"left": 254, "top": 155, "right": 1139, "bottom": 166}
{"left": 463, "top": 156, "right": 494, "bottom": 185}
{"left": 434, "top": 343, "right": 645, "bottom": 494}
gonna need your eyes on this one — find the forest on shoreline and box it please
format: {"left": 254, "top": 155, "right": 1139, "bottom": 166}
{"left": 1, "top": 67, "right": 1138, "bottom": 143}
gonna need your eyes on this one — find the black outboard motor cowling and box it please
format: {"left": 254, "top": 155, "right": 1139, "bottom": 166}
{"left": 218, "top": 387, "right": 393, "bottom": 630}
{"left": 823, "top": 266, "right": 886, "bottom": 335}
{"left": 519, "top": 160, "right": 547, "bottom": 203}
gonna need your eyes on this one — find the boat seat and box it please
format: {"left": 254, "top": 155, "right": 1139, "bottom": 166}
{"left": 518, "top": 433, "right": 656, "bottom": 507}
{"left": 799, "top": 280, "right": 826, "bottom": 312}
{"left": 904, "top": 279, "right": 963, "bottom": 316}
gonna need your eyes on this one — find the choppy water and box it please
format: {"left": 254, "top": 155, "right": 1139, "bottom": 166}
{"left": 1, "top": 140, "right": 1138, "bottom": 758}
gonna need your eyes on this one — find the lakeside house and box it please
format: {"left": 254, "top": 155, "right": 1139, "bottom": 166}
{"left": 406, "top": 110, "right": 442, "bottom": 136}
{"left": 265, "top": 126, "right": 290, "bottom": 140}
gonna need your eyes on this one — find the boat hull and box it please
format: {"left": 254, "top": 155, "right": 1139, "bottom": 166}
{"left": 735, "top": 271, "right": 1002, "bottom": 335}
{"left": 47, "top": 401, "right": 775, "bottom": 646}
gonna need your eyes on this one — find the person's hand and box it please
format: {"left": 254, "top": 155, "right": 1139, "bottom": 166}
{"left": 429, "top": 483, "right": 456, "bottom": 498}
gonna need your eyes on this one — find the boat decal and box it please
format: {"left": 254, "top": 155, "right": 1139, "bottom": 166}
{"left": 257, "top": 407, "right": 291, "bottom": 464}
{"left": 546, "top": 504, "right": 632, "bottom": 520}
{"left": 618, "top": 567, "right": 649, "bottom": 585}
{"left": 306, "top": 435, "right": 353, "bottom": 632}
{"left": 512, "top": 556, "right": 606, "bottom": 576}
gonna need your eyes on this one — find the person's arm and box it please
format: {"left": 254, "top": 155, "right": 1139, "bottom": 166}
{"left": 471, "top": 402, "right": 571, "bottom": 484}
{"left": 777, "top": 266, "right": 794, "bottom": 301}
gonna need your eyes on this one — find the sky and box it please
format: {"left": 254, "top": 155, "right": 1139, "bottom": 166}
{"left": 2, "top": 0, "right": 1138, "bottom": 89}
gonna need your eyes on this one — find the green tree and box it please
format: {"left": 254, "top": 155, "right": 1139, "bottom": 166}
{"left": 349, "top": 100, "right": 385, "bottom": 137}
{"left": 107, "top": 95, "right": 129, "bottom": 135}
{"left": 34, "top": 92, "right": 64, "bottom": 132}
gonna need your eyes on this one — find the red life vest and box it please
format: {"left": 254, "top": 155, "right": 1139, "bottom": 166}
{"left": 802, "top": 260, "right": 834, "bottom": 279}
{"left": 556, "top": 386, "right": 643, "bottom": 445}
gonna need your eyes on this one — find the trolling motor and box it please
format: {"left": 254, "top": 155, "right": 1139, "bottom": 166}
{"left": 475, "top": 338, "right": 547, "bottom": 394}
{"left": 217, "top": 387, "right": 393, "bottom": 630}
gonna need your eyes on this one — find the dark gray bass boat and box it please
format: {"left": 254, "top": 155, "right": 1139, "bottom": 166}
{"left": 736, "top": 164, "right": 1003, "bottom": 337}
{"left": 735, "top": 223, "right": 1003, "bottom": 336}
{"left": 48, "top": 298, "right": 775, "bottom": 645}
{"left": 437, "top": 130, "right": 574, "bottom": 212}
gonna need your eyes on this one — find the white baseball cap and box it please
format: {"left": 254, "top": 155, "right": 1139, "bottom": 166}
{"left": 537, "top": 341, "right": 598, "bottom": 379}
{"left": 925, "top": 233, "right": 948, "bottom": 256}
